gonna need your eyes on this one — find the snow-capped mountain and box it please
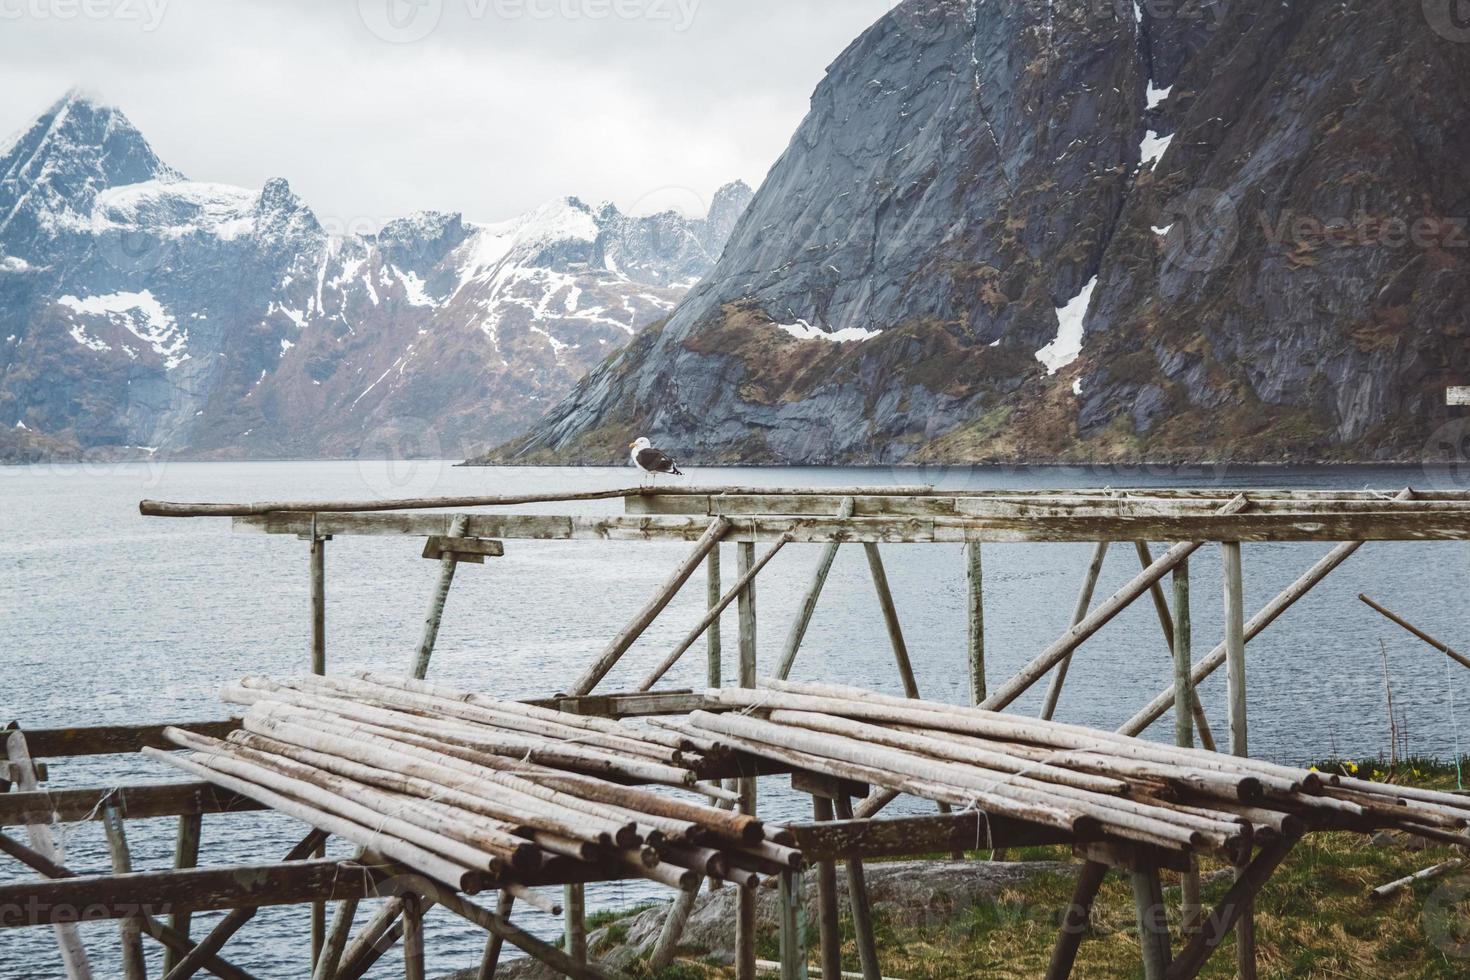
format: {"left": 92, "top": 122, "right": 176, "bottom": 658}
{"left": 0, "top": 90, "right": 752, "bottom": 460}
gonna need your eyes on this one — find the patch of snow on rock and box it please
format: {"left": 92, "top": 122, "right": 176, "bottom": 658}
{"left": 1035, "top": 276, "right": 1097, "bottom": 375}
{"left": 59, "top": 289, "right": 189, "bottom": 368}
{"left": 776, "top": 319, "right": 880, "bottom": 344}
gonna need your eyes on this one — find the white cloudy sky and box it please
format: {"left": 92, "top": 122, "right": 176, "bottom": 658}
{"left": 0, "top": 0, "right": 898, "bottom": 225}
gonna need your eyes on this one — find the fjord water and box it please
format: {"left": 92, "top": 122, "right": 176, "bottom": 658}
{"left": 3, "top": 460, "right": 1469, "bottom": 977}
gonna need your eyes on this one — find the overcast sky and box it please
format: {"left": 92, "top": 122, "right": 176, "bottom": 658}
{"left": 0, "top": 0, "right": 898, "bottom": 226}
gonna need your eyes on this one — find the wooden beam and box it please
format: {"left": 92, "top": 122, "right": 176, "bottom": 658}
{"left": 0, "top": 859, "right": 380, "bottom": 927}
{"left": 19, "top": 721, "right": 239, "bottom": 760}
{"left": 0, "top": 782, "right": 262, "bottom": 825}
{"left": 1359, "top": 593, "right": 1470, "bottom": 671}
{"left": 778, "top": 869, "right": 808, "bottom": 980}
{"left": 833, "top": 795, "right": 881, "bottom": 980}
{"left": 164, "top": 813, "right": 203, "bottom": 973}
{"left": 863, "top": 544, "right": 918, "bottom": 698}
{"left": 310, "top": 530, "right": 327, "bottom": 676}
{"left": 412, "top": 513, "right": 468, "bottom": 680}
{"left": 789, "top": 810, "right": 1078, "bottom": 862}
{"left": 966, "top": 543, "right": 985, "bottom": 705}
{"left": 564, "top": 883, "right": 587, "bottom": 967}
{"left": 778, "top": 497, "right": 856, "bottom": 680}
{"left": 403, "top": 893, "right": 426, "bottom": 980}
{"left": 102, "top": 805, "right": 148, "bottom": 980}
{"left": 1045, "top": 860, "right": 1107, "bottom": 980}
{"left": 811, "top": 797, "right": 842, "bottom": 980}
{"left": 1132, "top": 867, "right": 1173, "bottom": 980}
{"left": 421, "top": 536, "right": 504, "bottom": 563}
{"left": 737, "top": 541, "right": 758, "bottom": 980}
{"left": 308, "top": 896, "right": 358, "bottom": 980}
{"left": 1136, "top": 543, "right": 1215, "bottom": 750}
{"left": 708, "top": 548, "right": 723, "bottom": 689}
{"left": 474, "top": 891, "right": 514, "bottom": 980}
{"left": 1173, "top": 561, "right": 1202, "bottom": 936}
{"left": 567, "top": 517, "right": 731, "bottom": 695}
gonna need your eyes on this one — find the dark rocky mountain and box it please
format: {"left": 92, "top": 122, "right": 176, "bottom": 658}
{"left": 0, "top": 91, "right": 752, "bottom": 460}
{"left": 491, "top": 0, "right": 1470, "bottom": 466}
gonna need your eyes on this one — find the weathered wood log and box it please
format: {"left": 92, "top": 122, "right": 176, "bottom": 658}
{"left": 412, "top": 513, "right": 469, "bottom": 679}
{"left": 144, "top": 746, "right": 483, "bottom": 893}
{"left": 0, "top": 781, "right": 262, "bottom": 826}
{"left": 1044, "top": 860, "right": 1107, "bottom": 980}
{"left": 777, "top": 497, "right": 856, "bottom": 680}
{"left": 966, "top": 542, "right": 986, "bottom": 705}
{"left": 1359, "top": 593, "right": 1470, "bottom": 671}
{"left": 475, "top": 891, "right": 514, "bottom": 980}
{"left": 18, "top": 720, "right": 240, "bottom": 759}
{"left": 164, "top": 812, "right": 203, "bottom": 974}
{"left": 568, "top": 517, "right": 732, "bottom": 695}
{"left": 1370, "top": 859, "right": 1463, "bottom": 899}
{"left": 101, "top": 805, "right": 148, "bottom": 980}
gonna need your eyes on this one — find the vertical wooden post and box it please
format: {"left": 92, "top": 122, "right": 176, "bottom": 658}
{"left": 403, "top": 894, "right": 426, "bottom": 980}
{"left": 475, "top": 891, "right": 514, "bottom": 980}
{"left": 163, "top": 812, "right": 202, "bottom": 973}
{"left": 1137, "top": 542, "right": 1216, "bottom": 751}
{"left": 308, "top": 521, "right": 328, "bottom": 964}
{"left": 563, "top": 884, "right": 587, "bottom": 967}
{"left": 310, "top": 896, "right": 360, "bottom": 980}
{"left": 966, "top": 542, "right": 986, "bottom": 705}
{"left": 1040, "top": 542, "right": 1110, "bottom": 720}
{"left": 1222, "top": 540, "right": 1255, "bottom": 979}
{"left": 707, "top": 548, "right": 722, "bottom": 688}
{"left": 833, "top": 794, "right": 881, "bottom": 980}
{"left": 102, "top": 805, "right": 147, "bottom": 980}
{"left": 777, "top": 497, "right": 855, "bottom": 679}
{"left": 778, "top": 869, "right": 808, "bottom": 980}
{"left": 812, "top": 796, "right": 842, "bottom": 980}
{"left": 650, "top": 886, "right": 700, "bottom": 969}
{"left": 1045, "top": 860, "right": 1107, "bottom": 980}
{"left": 1131, "top": 868, "right": 1173, "bottom": 980}
{"left": 412, "top": 513, "right": 469, "bottom": 680}
{"left": 6, "top": 730, "right": 92, "bottom": 980}
{"left": 310, "top": 523, "right": 327, "bottom": 676}
{"left": 1223, "top": 542, "right": 1247, "bottom": 756}
{"left": 736, "top": 540, "right": 758, "bottom": 980}
{"left": 1172, "top": 560, "right": 1202, "bottom": 935}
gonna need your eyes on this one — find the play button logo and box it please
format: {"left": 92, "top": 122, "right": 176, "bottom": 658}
{"left": 359, "top": 0, "right": 443, "bottom": 43}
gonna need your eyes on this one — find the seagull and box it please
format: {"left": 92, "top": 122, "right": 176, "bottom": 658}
{"left": 630, "top": 437, "right": 683, "bottom": 484}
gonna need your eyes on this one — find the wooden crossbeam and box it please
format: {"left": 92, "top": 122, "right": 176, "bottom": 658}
{"left": 1165, "top": 834, "right": 1302, "bottom": 979}
{"left": 20, "top": 721, "right": 239, "bottom": 759}
{"left": 0, "top": 859, "right": 380, "bottom": 927}
{"left": 421, "top": 535, "right": 504, "bottom": 563}
{"left": 0, "top": 782, "right": 262, "bottom": 824}
{"left": 790, "top": 809, "right": 1078, "bottom": 861}
{"left": 234, "top": 509, "right": 1470, "bottom": 544}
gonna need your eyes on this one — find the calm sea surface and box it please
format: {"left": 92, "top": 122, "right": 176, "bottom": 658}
{"left": 4, "top": 460, "right": 1470, "bottom": 977}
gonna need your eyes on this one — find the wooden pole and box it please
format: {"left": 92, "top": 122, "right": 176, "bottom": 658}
{"left": 1173, "top": 561, "right": 1201, "bottom": 936}
{"left": 564, "top": 884, "right": 587, "bottom": 967}
{"left": 5, "top": 730, "right": 92, "bottom": 980}
{"left": 1359, "top": 593, "right": 1470, "bottom": 670}
{"left": 833, "top": 794, "right": 881, "bottom": 980}
{"left": 1137, "top": 543, "right": 1216, "bottom": 751}
{"left": 476, "top": 891, "right": 514, "bottom": 980}
{"left": 778, "top": 869, "right": 808, "bottom": 980}
{"left": 163, "top": 812, "right": 202, "bottom": 973}
{"left": 309, "top": 896, "right": 358, "bottom": 980}
{"left": 569, "top": 516, "right": 731, "bottom": 695}
{"left": 649, "top": 886, "right": 700, "bottom": 969}
{"left": 310, "top": 526, "right": 326, "bottom": 676}
{"left": 403, "top": 893, "right": 426, "bottom": 980}
{"left": 708, "top": 549, "right": 723, "bottom": 688}
{"left": 1045, "top": 860, "right": 1107, "bottom": 980}
{"left": 966, "top": 542, "right": 985, "bottom": 705}
{"left": 1166, "top": 833, "right": 1300, "bottom": 980}
{"left": 1131, "top": 867, "right": 1173, "bottom": 980}
{"left": 777, "top": 497, "right": 856, "bottom": 679}
{"left": 412, "top": 513, "right": 469, "bottom": 680}
{"left": 812, "top": 796, "right": 842, "bottom": 980}
{"left": 101, "top": 805, "right": 148, "bottom": 980}
{"left": 1221, "top": 541, "right": 1254, "bottom": 980}
{"left": 864, "top": 544, "right": 918, "bottom": 698}
{"left": 1040, "top": 542, "right": 1110, "bottom": 720}
{"left": 736, "top": 540, "right": 758, "bottom": 980}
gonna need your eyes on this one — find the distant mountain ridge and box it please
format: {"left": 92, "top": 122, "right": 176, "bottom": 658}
{"left": 0, "top": 90, "right": 752, "bottom": 460}
{"left": 491, "top": 0, "right": 1470, "bottom": 466}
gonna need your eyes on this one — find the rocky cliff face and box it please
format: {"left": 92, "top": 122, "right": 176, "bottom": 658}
{"left": 492, "top": 0, "right": 1470, "bottom": 465}
{"left": 0, "top": 91, "right": 752, "bottom": 460}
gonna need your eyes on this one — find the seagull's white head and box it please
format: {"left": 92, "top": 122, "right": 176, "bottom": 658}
{"left": 629, "top": 437, "right": 651, "bottom": 451}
